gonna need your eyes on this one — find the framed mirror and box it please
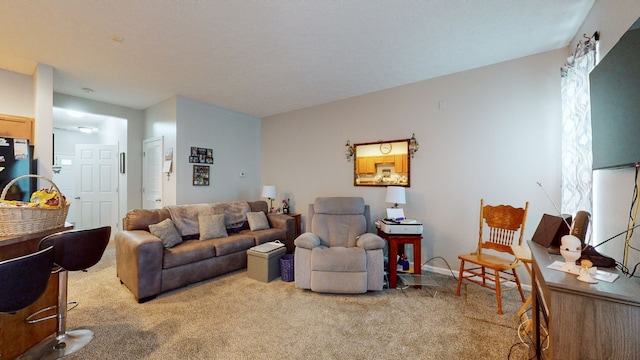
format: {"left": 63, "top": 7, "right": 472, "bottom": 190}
{"left": 354, "top": 139, "right": 410, "bottom": 187}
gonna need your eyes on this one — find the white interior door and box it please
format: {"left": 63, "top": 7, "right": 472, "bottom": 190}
{"left": 75, "top": 144, "right": 119, "bottom": 230}
{"left": 143, "top": 137, "right": 163, "bottom": 209}
{"left": 52, "top": 153, "right": 76, "bottom": 225}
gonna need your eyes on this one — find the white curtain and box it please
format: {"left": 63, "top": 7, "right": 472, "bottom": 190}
{"left": 560, "top": 40, "right": 597, "bottom": 216}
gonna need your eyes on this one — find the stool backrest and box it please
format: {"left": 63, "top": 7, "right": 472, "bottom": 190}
{"left": 39, "top": 226, "right": 111, "bottom": 271}
{"left": 0, "top": 246, "right": 54, "bottom": 313}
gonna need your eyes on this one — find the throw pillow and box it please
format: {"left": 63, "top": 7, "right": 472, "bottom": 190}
{"left": 199, "top": 213, "right": 228, "bottom": 240}
{"left": 149, "top": 218, "right": 183, "bottom": 249}
{"left": 246, "top": 211, "right": 270, "bottom": 231}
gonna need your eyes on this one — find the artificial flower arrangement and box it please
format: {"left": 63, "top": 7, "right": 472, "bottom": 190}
{"left": 282, "top": 198, "right": 290, "bottom": 214}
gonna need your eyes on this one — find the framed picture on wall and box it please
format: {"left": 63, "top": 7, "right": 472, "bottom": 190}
{"left": 189, "top": 146, "right": 214, "bottom": 164}
{"left": 192, "top": 165, "right": 210, "bottom": 186}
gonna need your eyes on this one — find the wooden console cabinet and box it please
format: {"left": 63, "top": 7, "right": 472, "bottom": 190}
{"left": 530, "top": 241, "right": 640, "bottom": 359}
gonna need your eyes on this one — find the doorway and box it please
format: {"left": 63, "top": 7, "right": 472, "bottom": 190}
{"left": 52, "top": 107, "right": 127, "bottom": 232}
{"left": 143, "top": 137, "right": 163, "bottom": 209}
{"left": 74, "top": 144, "right": 119, "bottom": 230}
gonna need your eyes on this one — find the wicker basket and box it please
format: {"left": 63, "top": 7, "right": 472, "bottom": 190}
{"left": 0, "top": 174, "right": 69, "bottom": 236}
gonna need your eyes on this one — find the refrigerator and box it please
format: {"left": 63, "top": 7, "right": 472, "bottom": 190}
{"left": 0, "top": 137, "right": 35, "bottom": 202}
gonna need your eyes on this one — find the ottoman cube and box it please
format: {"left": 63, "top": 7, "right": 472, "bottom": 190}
{"left": 247, "top": 243, "right": 287, "bottom": 282}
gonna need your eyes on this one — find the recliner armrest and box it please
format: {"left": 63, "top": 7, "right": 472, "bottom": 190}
{"left": 294, "top": 232, "right": 321, "bottom": 249}
{"left": 356, "top": 233, "right": 386, "bottom": 250}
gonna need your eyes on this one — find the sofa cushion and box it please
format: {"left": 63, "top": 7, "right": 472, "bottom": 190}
{"left": 199, "top": 214, "right": 228, "bottom": 240}
{"left": 240, "top": 228, "right": 287, "bottom": 245}
{"left": 246, "top": 211, "right": 269, "bottom": 231}
{"left": 149, "top": 218, "right": 182, "bottom": 249}
{"left": 311, "top": 247, "right": 366, "bottom": 272}
{"left": 311, "top": 214, "right": 366, "bottom": 248}
{"left": 212, "top": 234, "right": 256, "bottom": 257}
{"left": 163, "top": 239, "right": 217, "bottom": 269}
{"left": 162, "top": 234, "right": 255, "bottom": 269}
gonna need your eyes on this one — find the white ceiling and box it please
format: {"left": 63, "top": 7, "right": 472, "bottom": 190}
{"left": 1, "top": 1, "right": 594, "bottom": 119}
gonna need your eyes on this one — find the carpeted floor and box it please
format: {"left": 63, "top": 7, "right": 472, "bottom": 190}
{"left": 48, "top": 247, "right": 535, "bottom": 359}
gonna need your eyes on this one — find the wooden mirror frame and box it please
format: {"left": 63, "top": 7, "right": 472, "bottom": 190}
{"left": 353, "top": 139, "right": 410, "bottom": 187}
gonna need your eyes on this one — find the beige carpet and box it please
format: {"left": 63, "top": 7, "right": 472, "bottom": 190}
{"left": 52, "top": 247, "right": 534, "bottom": 359}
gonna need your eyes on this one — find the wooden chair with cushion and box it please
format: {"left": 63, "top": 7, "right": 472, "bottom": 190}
{"left": 455, "top": 199, "right": 529, "bottom": 314}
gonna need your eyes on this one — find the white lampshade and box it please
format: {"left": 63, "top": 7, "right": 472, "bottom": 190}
{"left": 261, "top": 185, "right": 276, "bottom": 199}
{"left": 385, "top": 186, "right": 406, "bottom": 207}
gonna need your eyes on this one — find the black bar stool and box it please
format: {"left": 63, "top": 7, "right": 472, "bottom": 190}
{"left": 0, "top": 246, "right": 55, "bottom": 313}
{"left": 22, "top": 226, "right": 111, "bottom": 359}
{"left": 0, "top": 246, "right": 54, "bottom": 360}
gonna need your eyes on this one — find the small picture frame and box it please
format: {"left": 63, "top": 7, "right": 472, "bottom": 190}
{"left": 193, "top": 165, "right": 210, "bottom": 186}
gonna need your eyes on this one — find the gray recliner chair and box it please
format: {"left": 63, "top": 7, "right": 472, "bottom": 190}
{"left": 294, "top": 197, "right": 386, "bottom": 293}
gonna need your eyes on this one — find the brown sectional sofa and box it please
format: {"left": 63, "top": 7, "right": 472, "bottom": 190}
{"left": 115, "top": 200, "right": 295, "bottom": 302}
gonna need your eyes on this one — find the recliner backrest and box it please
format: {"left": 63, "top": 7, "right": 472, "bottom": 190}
{"left": 310, "top": 197, "right": 367, "bottom": 247}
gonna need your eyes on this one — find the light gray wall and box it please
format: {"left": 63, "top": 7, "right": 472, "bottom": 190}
{"left": 0, "top": 68, "right": 33, "bottom": 117}
{"left": 262, "top": 48, "right": 566, "bottom": 279}
{"left": 144, "top": 96, "right": 261, "bottom": 206}
{"left": 574, "top": 1, "right": 640, "bottom": 268}
{"left": 53, "top": 129, "right": 100, "bottom": 153}
{"left": 175, "top": 96, "right": 261, "bottom": 204}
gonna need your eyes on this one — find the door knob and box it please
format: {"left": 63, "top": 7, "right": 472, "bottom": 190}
{"left": 74, "top": 196, "right": 80, "bottom": 199}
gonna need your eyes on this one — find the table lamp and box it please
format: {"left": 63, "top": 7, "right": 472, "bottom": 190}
{"left": 385, "top": 186, "right": 406, "bottom": 208}
{"left": 261, "top": 185, "right": 276, "bottom": 211}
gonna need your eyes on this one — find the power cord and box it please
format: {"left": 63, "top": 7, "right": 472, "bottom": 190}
{"left": 508, "top": 300, "right": 551, "bottom": 359}
{"left": 419, "top": 256, "right": 459, "bottom": 281}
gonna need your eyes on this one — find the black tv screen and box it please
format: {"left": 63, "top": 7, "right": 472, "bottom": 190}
{"left": 590, "top": 18, "right": 640, "bottom": 170}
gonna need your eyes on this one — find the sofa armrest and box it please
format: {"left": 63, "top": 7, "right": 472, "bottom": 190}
{"left": 356, "top": 233, "right": 386, "bottom": 250}
{"left": 267, "top": 213, "right": 296, "bottom": 249}
{"left": 294, "top": 232, "right": 321, "bottom": 249}
{"left": 114, "top": 230, "right": 163, "bottom": 302}
{"left": 122, "top": 208, "right": 171, "bottom": 231}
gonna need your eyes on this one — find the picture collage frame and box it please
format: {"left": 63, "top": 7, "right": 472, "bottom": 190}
{"left": 189, "top": 147, "right": 213, "bottom": 186}
{"left": 189, "top": 147, "right": 214, "bottom": 164}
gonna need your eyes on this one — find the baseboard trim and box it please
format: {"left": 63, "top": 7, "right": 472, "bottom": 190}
{"left": 420, "top": 264, "right": 532, "bottom": 292}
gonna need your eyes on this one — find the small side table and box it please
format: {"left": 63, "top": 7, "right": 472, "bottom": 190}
{"left": 377, "top": 229, "right": 422, "bottom": 289}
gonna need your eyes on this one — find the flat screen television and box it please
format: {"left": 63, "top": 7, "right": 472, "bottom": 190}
{"left": 590, "top": 18, "right": 640, "bottom": 170}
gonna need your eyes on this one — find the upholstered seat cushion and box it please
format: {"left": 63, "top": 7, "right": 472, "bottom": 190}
{"left": 163, "top": 234, "right": 254, "bottom": 269}
{"left": 311, "top": 247, "right": 366, "bottom": 272}
{"left": 212, "top": 234, "right": 256, "bottom": 257}
{"left": 163, "top": 239, "right": 216, "bottom": 269}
